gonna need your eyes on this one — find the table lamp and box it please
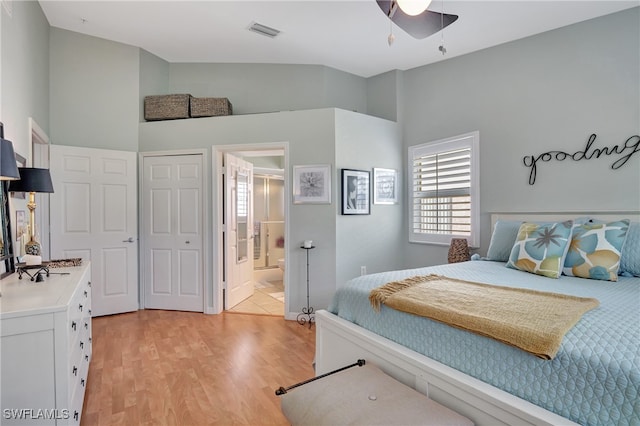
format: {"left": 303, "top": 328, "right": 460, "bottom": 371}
{"left": 8, "top": 167, "right": 54, "bottom": 256}
{"left": 0, "top": 124, "right": 20, "bottom": 180}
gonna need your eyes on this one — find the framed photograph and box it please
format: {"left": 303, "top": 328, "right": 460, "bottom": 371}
{"left": 11, "top": 152, "right": 26, "bottom": 199}
{"left": 373, "top": 168, "right": 398, "bottom": 204}
{"left": 341, "top": 169, "right": 370, "bottom": 215}
{"left": 293, "top": 164, "right": 331, "bottom": 204}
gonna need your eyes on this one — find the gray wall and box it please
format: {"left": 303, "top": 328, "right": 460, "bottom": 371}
{"left": 335, "top": 109, "right": 403, "bottom": 288}
{"left": 1, "top": 0, "right": 49, "bottom": 160}
{"left": 49, "top": 28, "right": 139, "bottom": 152}
{"left": 167, "top": 63, "right": 367, "bottom": 116}
{"left": 401, "top": 7, "right": 640, "bottom": 268}
{"left": 366, "top": 70, "right": 402, "bottom": 122}
{"left": 139, "top": 109, "right": 347, "bottom": 311}
{"left": 139, "top": 49, "right": 170, "bottom": 123}
{"left": 4, "top": 4, "right": 638, "bottom": 311}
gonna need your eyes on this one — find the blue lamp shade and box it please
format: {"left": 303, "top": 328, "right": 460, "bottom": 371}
{"left": 8, "top": 168, "right": 54, "bottom": 193}
{"left": 0, "top": 138, "right": 20, "bottom": 180}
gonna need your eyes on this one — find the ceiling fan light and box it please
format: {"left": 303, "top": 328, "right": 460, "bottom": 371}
{"left": 396, "top": 0, "right": 432, "bottom": 16}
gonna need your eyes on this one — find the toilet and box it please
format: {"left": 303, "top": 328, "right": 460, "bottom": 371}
{"left": 278, "top": 258, "right": 285, "bottom": 271}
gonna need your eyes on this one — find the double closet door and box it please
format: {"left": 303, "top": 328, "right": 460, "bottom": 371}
{"left": 51, "top": 147, "right": 205, "bottom": 315}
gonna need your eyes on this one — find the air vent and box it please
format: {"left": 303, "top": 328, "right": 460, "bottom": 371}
{"left": 248, "top": 22, "right": 281, "bottom": 38}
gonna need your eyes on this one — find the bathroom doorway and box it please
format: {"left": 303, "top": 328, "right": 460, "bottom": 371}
{"left": 221, "top": 148, "right": 286, "bottom": 316}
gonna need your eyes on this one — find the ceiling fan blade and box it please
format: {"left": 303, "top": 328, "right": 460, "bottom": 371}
{"left": 377, "top": 0, "right": 458, "bottom": 39}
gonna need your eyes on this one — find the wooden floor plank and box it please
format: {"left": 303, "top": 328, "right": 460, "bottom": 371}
{"left": 82, "top": 310, "right": 315, "bottom": 425}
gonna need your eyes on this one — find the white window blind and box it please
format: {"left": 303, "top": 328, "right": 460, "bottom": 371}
{"left": 409, "top": 132, "right": 479, "bottom": 246}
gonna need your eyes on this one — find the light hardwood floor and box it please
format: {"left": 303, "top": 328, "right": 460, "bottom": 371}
{"left": 81, "top": 310, "right": 315, "bottom": 425}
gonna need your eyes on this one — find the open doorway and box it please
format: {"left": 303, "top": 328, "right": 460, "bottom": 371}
{"left": 213, "top": 143, "right": 289, "bottom": 317}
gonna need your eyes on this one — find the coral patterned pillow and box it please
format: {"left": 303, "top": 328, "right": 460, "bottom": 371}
{"left": 563, "top": 219, "right": 630, "bottom": 281}
{"left": 506, "top": 221, "right": 574, "bottom": 279}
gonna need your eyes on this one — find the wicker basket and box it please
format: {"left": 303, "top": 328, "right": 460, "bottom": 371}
{"left": 448, "top": 238, "right": 470, "bottom": 263}
{"left": 144, "top": 94, "right": 191, "bottom": 121}
{"left": 190, "top": 97, "right": 232, "bottom": 118}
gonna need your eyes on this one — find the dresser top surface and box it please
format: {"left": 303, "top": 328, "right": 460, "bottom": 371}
{"left": 0, "top": 262, "right": 90, "bottom": 318}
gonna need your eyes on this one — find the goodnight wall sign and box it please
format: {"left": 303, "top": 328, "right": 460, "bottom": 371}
{"left": 523, "top": 134, "right": 640, "bottom": 185}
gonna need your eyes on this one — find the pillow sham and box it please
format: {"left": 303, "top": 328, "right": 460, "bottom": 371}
{"left": 486, "top": 220, "right": 523, "bottom": 262}
{"left": 620, "top": 222, "right": 640, "bottom": 277}
{"left": 563, "top": 219, "right": 630, "bottom": 281}
{"left": 506, "top": 221, "right": 573, "bottom": 279}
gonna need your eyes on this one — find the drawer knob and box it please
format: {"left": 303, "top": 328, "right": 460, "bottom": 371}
{"left": 85, "top": 354, "right": 89, "bottom": 361}
{"left": 74, "top": 411, "right": 79, "bottom": 421}
{"left": 72, "top": 366, "right": 78, "bottom": 376}
{"left": 81, "top": 378, "right": 85, "bottom": 387}
{"left": 88, "top": 309, "right": 92, "bottom": 316}
{"left": 80, "top": 341, "right": 84, "bottom": 349}
{"left": 78, "top": 304, "right": 83, "bottom": 311}
{"left": 71, "top": 321, "right": 77, "bottom": 331}
{"left": 87, "top": 281, "right": 91, "bottom": 287}
{"left": 84, "top": 290, "right": 88, "bottom": 297}
{"left": 84, "top": 322, "right": 88, "bottom": 329}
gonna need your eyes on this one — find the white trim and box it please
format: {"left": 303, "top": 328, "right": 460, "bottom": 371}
{"left": 28, "top": 117, "right": 51, "bottom": 259}
{"left": 138, "top": 149, "right": 209, "bottom": 313}
{"left": 491, "top": 211, "right": 640, "bottom": 230}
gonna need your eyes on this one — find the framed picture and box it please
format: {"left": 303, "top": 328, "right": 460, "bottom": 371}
{"left": 373, "top": 168, "right": 398, "bottom": 205}
{"left": 11, "top": 152, "right": 26, "bottom": 199}
{"left": 293, "top": 164, "right": 331, "bottom": 204}
{"left": 341, "top": 169, "right": 370, "bottom": 215}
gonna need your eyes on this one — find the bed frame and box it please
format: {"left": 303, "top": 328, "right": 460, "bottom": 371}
{"left": 315, "top": 211, "right": 639, "bottom": 426}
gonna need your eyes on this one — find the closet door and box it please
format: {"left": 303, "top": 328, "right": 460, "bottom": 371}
{"left": 142, "top": 153, "right": 204, "bottom": 312}
{"left": 50, "top": 145, "right": 138, "bottom": 316}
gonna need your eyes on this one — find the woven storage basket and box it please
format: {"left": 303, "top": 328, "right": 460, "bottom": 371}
{"left": 190, "top": 97, "right": 232, "bottom": 118}
{"left": 144, "top": 94, "right": 191, "bottom": 121}
{"left": 448, "top": 238, "right": 470, "bottom": 263}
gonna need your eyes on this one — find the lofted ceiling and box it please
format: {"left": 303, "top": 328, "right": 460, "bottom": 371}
{"left": 39, "top": 0, "right": 639, "bottom": 78}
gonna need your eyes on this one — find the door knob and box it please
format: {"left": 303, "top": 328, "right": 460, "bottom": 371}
{"left": 122, "top": 237, "right": 135, "bottom": 243}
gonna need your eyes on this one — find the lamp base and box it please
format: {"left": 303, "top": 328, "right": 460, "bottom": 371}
{"left": 25, "top": 239, "right": 41, "bottom": 256}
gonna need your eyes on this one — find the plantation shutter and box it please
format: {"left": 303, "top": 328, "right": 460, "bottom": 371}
{"left": 409, "top": 132, "right": 478, "bottom": 246}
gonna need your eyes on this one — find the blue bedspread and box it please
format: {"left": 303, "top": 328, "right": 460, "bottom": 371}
{"left": 328, "top": 261, "right": 640, "bottom": 426}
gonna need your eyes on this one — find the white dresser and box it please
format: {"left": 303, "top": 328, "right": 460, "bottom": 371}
{"left": 1, "top": 263, "right": 92, "bottom": 425}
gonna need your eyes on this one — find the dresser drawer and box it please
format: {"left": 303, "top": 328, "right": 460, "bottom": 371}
{"left": 1, "top": 263, "right": 92, "bottom": 426}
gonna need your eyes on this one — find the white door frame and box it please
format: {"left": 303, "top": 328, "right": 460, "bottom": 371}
{"left": 138, "top": 149, "right": 209, "bottom": 312}
{"left": 212, "top": 142, "right": 289, "bottom": 316}
{"left": 29, "top": 118, "right": 50, "bottom": 260}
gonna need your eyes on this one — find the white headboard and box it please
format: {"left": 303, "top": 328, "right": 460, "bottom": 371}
{"left": 491, "top": 211, "right": 640, "bottom": 229}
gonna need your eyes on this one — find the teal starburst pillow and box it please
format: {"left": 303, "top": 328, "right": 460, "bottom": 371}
{"left": 506, "top": 221, "right": 574, "bottom": 278}
{"left": 563, "top": 219, "right": 630, "bottom": 281}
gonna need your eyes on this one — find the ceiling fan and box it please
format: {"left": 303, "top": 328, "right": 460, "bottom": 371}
{"left": 377, "top": 0, "right": 458, "bottom": 39}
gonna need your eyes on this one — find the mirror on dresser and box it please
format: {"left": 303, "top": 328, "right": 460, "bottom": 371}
{"left": 1, "top": 121, "right": 18, "bottom": 279}
{"left": 1, "top": 180, "right": 15, "bottom": 278}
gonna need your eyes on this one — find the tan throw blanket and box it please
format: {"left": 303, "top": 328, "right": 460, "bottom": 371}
{"left": 369, "top": 274, "right": 599, "bottom": 359}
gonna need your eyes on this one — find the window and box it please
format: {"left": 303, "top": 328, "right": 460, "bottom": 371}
{"left": 409, "top": 131, "right": 479, "bottom": 247}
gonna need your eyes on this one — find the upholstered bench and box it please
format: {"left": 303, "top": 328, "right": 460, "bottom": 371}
{"left": 280, "top": 362, "right": 473, "bottom": 425}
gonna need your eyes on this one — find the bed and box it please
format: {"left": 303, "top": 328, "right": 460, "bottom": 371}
{"left": 315, "top": 213, "right": 640, "bottom": 426}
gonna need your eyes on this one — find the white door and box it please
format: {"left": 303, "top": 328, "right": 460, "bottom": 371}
{"left": 224, "top": 153, "right": 254, "bottom": 309}
{"left": 142, "top": 154, "right": 204, "bottom": 312}
{"left": 50, "top": 145, "right": 138, "bottom": 317}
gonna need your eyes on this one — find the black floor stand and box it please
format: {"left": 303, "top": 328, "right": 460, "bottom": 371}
{"left": 297, "top": 246, "right": 315, "bottom": 328}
